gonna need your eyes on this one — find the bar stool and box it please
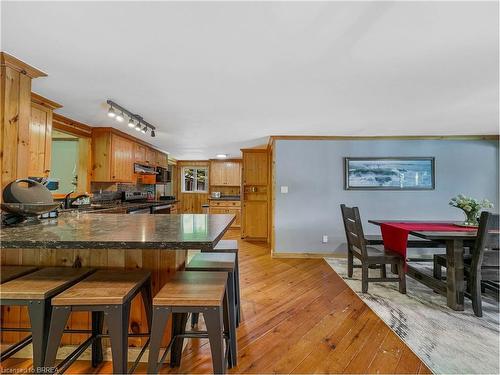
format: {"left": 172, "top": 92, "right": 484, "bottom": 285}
{"left": 44, "top": 269, "right": 152, "bottom": 374}
{"left": 202, "top": 239, "right": 241, "bottom": 325}
{"left": 0, "top": 267, "right": 94, "bottom": 371}
{"left": 147, "top": 271, "right": 230, "bottom": 374}
{"left": 0, "top": 265, "right": 38, "bottom": 284}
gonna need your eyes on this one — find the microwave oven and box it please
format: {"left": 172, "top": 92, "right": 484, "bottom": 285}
{"left": 156, "top": 167, "right": 171, "bottom": 183}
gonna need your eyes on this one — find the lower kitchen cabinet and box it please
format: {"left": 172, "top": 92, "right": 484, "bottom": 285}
{"left": 242, "top": 200, "right": 267, "bottom": 239}
{"left": 209, "top": 200, "right": 241, "bottom": 228}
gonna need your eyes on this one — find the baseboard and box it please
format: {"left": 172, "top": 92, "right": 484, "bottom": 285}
{"left": 271, "top": 251, "right": 346, "bottom": 259}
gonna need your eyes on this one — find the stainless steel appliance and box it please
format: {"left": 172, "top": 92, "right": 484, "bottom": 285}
{"left": 122, "top": 191, "right": 148, "bottom": 201}
{"left": 127, "top": 207, "right": 151, "bottom": 214}
{"left": 211, "top": 191, "right": 221, "bottom": 199}
{"left": 156, "top": 167, "right": 171, "bottom": 183}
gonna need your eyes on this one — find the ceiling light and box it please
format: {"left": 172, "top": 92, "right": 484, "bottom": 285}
{"left": 135, "top": 123, "right": 141, "bottom": 131}
{"left": 216, "top": 154, "right": 228, "bottom": 159}
{"left": 115, "top": 112, "right": 124, "bottom": 122}
{"left": 107, "top": 107, "right": 116, "bottom": 118}
{"left": 151, "top": 130, "right": 155, "bottom": 137}
{"left": 128, "top": 118, "right": 135, "bottom": 128}
{"left": 141, "top": 126, "right": 147, "bottom": 134}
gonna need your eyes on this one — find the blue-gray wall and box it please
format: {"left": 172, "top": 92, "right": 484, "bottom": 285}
{"left": 274, "top": 139, "right": 499, "bottom": 255}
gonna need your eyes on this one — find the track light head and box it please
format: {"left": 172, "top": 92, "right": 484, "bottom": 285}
{"left": 115, "top": 112, "right": 124, "bottom": 122}
{"left": 151, "top": 130, "right": 155, "bottom": 137}
{"left": 128, "top": 118, "right": 135, "bottom": 128}
{"left": 107, "top": 107, "right": 116, "bottom": 118}
{"left": 134, "top": 123, "right": 141, "bottom": 131}
{"left": 141, "top": 126, "right": 147, "bottom": 134}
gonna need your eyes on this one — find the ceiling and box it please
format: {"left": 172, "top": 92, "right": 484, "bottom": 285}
{"left": 2, "top": 1, "right": 498, "bottom": 159}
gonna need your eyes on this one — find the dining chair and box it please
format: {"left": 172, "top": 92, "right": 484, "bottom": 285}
{"left": 340, "top": 204, "right": 406, "bottom": 293}
{"left": 433, "top": 211, "right": 499, "bottom": 317}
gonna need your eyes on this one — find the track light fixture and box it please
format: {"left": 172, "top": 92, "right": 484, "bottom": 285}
{"left": 106, "top": 100, "right": 157, "bottom": 137}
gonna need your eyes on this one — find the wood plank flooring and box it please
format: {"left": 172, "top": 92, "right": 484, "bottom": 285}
{"left": 1, "top": 230, "right": 431, "bottom": 374}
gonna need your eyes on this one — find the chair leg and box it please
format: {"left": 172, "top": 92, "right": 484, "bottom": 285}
{"left": 191, "top": 312, "right": 200, "bottom": 328}
{"left": 204, "top": 308, "right": 226, "bottom": 374}
{"left": 141, "top": 280, "right": 153, "bottom": 330}
{"left": 470, "top": 269, "right": 483, "bottom": 317}
{"left": 433, "top": 256, "right": 442, "bottom": 280}
{"left": 391, "top": 264, "right": 398, "bottom": 275}
{"left": 91, "top": 311, "right": 104, "bottom": 367}
{"left": 106, "top": 304, "right": 130, "bottom": 374}
{"left": 28, "top": 300, "right": 52, "bottom": 371}
{"left": 43, "top": 305, "right": 70, "bottom": 368}
{"left": 361, "top": 264, "right": 369, "bottom": 293}
{"left": 347, "top": 249, "right": 354, "bottom": 278}
{"left": 170, "top": 312, "right": 188, "bottom": 368}
{"left": 380, "top": 264, "right": 387, "bottom": 278}
{"left": 398, "top": 260, "right": 407, "bottom": 294}
{"left": 147, "top": 307, "right": 170, "bottom": 374}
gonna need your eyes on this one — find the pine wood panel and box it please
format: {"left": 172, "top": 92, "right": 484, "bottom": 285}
{"left": 242, "top": 150, "right": 268, "bottom": 186}
{"left": 28, "top": 103, "right": 52, "bottom": 177}
{"left": 1, "top": 230, "right": 430, "bottom": 374}
{"left": 210, "top": 160, "right": 241, "bottom": 186}
{"left": 110, "top": 134, "right": 133, "bottom": 182}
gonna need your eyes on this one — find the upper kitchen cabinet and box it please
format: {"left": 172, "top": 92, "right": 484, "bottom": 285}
{"left": 28, "top": 93, "right": 62, "bottom": 178}
{"left": 156, "top": 151, "right": 168, "bottom": 168}
{"left": 92, "top": 128, "right": 134, "bottom": 182}
{"left": 242, "top": 150, "right": 268, "bottom": 186}
{"left": 210, "top": 160, "right": 241, "bottom": 186}
{"left": 145, "top": 147, "right": 156, "bottom": 166}
{"left": 1, "top": 52, "right": 47, "bottom": 190}
{"left": 134, "top": 143, "right": 146, "bottom": 163}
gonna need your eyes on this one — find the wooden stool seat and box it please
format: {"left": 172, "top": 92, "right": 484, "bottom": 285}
{"left": 214, "top": 240, "right": 238, "bottom": 251}
{"left": 154, "top": 271, "right": 227, "bottom": 307}
{"left": 52, "top": 269, "right": 151, "bottom": 306}
{"left": 0, "top": 267, "right": 94, "bottom": 300}
{"left": 0, "top": 265, "right": 38, "bottom": 284}
{"left": 187, "top": 253, "right": 236, "bottom": 271}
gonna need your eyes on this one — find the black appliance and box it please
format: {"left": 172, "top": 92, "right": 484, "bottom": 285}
{"left": 122, "top": 191, "right": 148, "bottom": 202}
{"left": 156, "top": 167, "right": 171, "bottom": 183}
{"left": 151, "top": 204, "right": 171, "bottom": 214}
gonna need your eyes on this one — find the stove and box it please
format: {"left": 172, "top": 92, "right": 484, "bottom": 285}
{"left": 122, "top": 191, "right": 148, "bottom": 202}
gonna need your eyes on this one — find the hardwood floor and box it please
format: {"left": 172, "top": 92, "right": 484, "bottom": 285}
{"left": 1, "top": 229, "right": 431, "bottom": 374}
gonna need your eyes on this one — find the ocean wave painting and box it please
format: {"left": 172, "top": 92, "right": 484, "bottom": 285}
{"left": 345, "top": 157, "right": 435, "bottom": 190}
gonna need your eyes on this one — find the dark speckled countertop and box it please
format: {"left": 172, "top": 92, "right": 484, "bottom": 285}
{"left": 1, "top": 213, "right": 235, "bottom": 250}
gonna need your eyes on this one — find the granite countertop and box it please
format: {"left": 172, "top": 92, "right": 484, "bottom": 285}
{"left": 1, "top": 213, "right": 235, "bottom": 250}
{"left": 63, "top": 200, "right": 180, "bottom": 214}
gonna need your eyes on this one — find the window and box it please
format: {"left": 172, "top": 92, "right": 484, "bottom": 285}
{"left": 182, "top": 167, "right": 208, "bottom": 192}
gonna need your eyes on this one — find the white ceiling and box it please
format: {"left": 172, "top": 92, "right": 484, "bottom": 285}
{"left": 2, "top": 1, "right": 498, "bottom": 159}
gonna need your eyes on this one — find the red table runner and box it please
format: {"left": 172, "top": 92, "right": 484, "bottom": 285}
{"left": 380, "top": 222, "right": 476, "bottom": 270}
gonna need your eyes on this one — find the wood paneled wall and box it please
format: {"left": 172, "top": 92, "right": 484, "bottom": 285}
{"left": 176, "top": 160, "right": 209, "bottom": 213}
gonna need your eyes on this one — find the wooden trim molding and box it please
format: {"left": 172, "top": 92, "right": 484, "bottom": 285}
{"left": 0, "top": 52, "right": 47, "bottom": 78}
{"left": 31, "top": 92, "right": 62, "bottom": 110}
{"left": 269, "top": 135, "right": 499, "bottom": 142}
{"left": 53, "top": 113, "right": 93, "bottom": 138}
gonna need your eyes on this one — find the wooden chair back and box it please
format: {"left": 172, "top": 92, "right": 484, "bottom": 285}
{"left": 340, "top": 204, "right": 368, "bottom": 259}
{"left": 473, "top": 212, "right": 499, "bottom": 270}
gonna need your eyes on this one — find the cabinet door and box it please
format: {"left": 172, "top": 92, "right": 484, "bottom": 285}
{"left": 225, "top": 162, "right": 241, "bottom": 186}
{"left": 226, "top": 207, "right": 241, "bottom": 228}
{"left": 210, "top": 162, "right": 224, "bottom": 186}
{"left": 134, "top": 143, "right": 146, "bottom": 162}
{"left": 28, "top": 104, "right": 52, "bottom": 177}
{"left": 243, "top": 152, "right": 268, "bottom": 185}
{"left": 145, "top": 148, "right": 156, "bottom": 165}
{"left": 242, "top": 201, "right": 268, "bottom": 238}
{"left": 156, "top": 151, "right": 168, "bottom": 168}
{"left": 111, "top": 135, "right": 134, "bottom": 182}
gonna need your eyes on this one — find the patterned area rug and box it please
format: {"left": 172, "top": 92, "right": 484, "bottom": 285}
{"left": 326, "top": 259, "right": 500, "bottom": 374}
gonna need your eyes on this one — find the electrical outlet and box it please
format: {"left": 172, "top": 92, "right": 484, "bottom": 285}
{"left": 280, "top": 186, "right": 288, "bottom": 194}
{"left": 322, "top": 235, "right": 328, "bottom": 243}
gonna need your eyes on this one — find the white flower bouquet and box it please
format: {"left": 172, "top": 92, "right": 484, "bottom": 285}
{"left": 449, "top": 194, "right": 494, "bottom": 226}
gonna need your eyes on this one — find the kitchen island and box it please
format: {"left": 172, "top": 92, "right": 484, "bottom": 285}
{"left": 0, "top": 213, "right": 235, "bottom": 350}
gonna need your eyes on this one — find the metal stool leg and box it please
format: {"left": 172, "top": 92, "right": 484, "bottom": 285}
{"left": 91, "top": 311, "right": 104, "bottom": 367}
{"left": 234, "top": 255, "right": 241, "bottom": 326}
{"left": 44, "top": 306, "right": 71, "bottom": 368}
{"left": 28, "top": 300, "right": 52, "bottom": 371}
{"left": 191, "top": 312, "right": 200, "bottom": 328}
{"left": 170, "top": 312, "right": 188, "bottom": 367}
{"left": 147, "top": 307, "right": 170, "bottom": 374}
{"left": 106, "top": 304, "right": 130, "bottom": 374}
{"left": 203, "top": 307, "right": 226, "bottom": 374}
{"left": 141, "top": 279, "right": 153, "bottom": 330}
{"left": 226, "top": 273, "right": 237, "bottom": 367}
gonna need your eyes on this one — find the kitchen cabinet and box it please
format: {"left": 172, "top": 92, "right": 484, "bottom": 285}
{"left": 209, "top": 200, "right": 241, "bottom": 228}
{"left": 145, "top": 147, "right": 156, "bottom": 166}
{"left": 156, "top": 151, "right": 168, "bottom": 168}
{"left": 111, "top": 135, "right": 134, "bottom": 181}
{"left": 241, "top": 148, "right": 269, "bottom": 241}
{"left": 210, "top": 160, "right": 241, "bottom": 186}
{"left": 134, "top": 143, "right": 146, "bottom": 163}
{"left": 92, "top": 129, "right": 134, "bottom": 182}
{"left": 170, "top": 203, "right": 178, "bottom": 214}
{"left": 27, "top": 102, "right": 53, "bottom": 177}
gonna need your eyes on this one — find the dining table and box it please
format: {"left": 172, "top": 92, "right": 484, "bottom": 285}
{"left": 369, "top": 219, "right": 478, "bottom": 311}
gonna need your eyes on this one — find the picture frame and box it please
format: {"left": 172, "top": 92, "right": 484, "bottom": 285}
{"left": 344, "top": 157, "right": 435, "bottom": 190}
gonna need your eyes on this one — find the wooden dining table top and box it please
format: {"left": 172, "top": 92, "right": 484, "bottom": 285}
{"left": 368, "top": 219, "right": 478, "bottom": 241}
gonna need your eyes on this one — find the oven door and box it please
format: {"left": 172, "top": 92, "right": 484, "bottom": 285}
{"left": 152, "top": 204, "right": 171, "bottom": 214}
{"left": 127, "top": 207, "right": 152, "bottom": 214}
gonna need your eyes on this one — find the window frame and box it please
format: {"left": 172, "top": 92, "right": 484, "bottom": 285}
{"left": 181, "top": 166, "right": 209, "bottom": 193}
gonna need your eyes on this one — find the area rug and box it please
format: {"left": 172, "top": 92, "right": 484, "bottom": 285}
{"left": 325, "top": 258, "right": 500, "bottom": 374}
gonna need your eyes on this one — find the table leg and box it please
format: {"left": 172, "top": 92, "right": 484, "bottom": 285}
{"left": 446, "top": 239, "right": 464, "bottom": 310}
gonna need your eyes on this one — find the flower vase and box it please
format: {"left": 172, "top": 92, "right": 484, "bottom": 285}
{"left": 462, "top": 209, "right": 480, "bottom": 226}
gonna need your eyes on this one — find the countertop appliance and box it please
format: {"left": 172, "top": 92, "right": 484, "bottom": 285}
{"left": 211, "top": 191, "right": 221, "bottom": 199}
{"left": 156, "top": 167, "right": 171, "bottom": 183}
